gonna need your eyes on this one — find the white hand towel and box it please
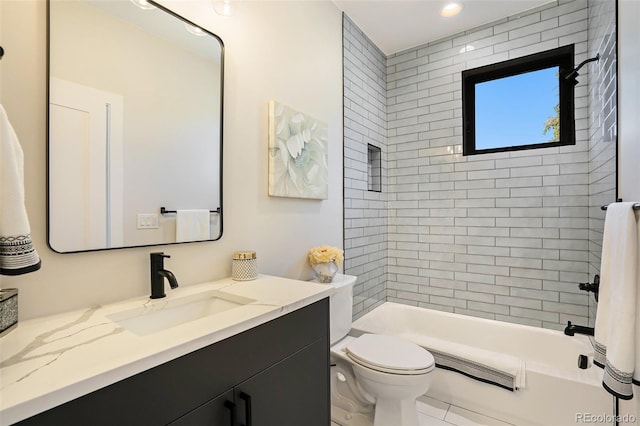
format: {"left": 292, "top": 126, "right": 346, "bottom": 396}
{"left": 0, "top": 104, "right": 41, "bottom": 275}
{"left": 593, "top": 202, "right": 640, "bottom": 399}
{"left": 175, "top": 209, "right": 210, "bottom": 243}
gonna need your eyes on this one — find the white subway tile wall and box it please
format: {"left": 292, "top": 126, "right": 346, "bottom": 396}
{"left": 587, "top": 0, "right": 617, "bottom": 326}
{"left": 343, "top": 15, "right": 388, "bottom": 318}
{"left": 343, "top": 0, "right": 616, "bottom": 328}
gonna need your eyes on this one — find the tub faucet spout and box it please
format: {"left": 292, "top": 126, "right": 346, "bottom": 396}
{"left": 564, "top": 321, "right": 594, "bottom": 336}
{"left": 150, "top": 252, "right": 179, "bottom": 299}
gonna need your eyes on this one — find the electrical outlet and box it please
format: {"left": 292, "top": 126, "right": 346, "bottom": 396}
{"left": 137, "top": 213, "right": 159, "bottom": 229}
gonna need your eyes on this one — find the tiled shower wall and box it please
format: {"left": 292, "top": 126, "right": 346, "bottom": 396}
{"left": 343, "top": 15, "right": 388, "bottom": 318}
{"left": 587, "top": 0, "right": 617, "bottom": 326}
{"left": 344, "top": 0, "right": 616, "bottom": 329}
{"left": 384, "top": 0, "right": 591, "bottom": 330}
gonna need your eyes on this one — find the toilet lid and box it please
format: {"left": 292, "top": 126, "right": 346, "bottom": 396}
{"left": 345, "top": 334, "right": 435, "bottom": 375}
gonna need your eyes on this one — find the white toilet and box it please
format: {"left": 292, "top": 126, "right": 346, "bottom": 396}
{"left": 327, "top": 274, "right": 435, "bottom": 426}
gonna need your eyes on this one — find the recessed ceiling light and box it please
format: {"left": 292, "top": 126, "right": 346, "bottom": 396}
{"left": 441, "top": 3, "right": 463, "bottom": 17}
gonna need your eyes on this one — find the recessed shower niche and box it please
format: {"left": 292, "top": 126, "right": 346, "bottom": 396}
{"left": 367, "top": 144, "right": 381, "bottom": 192}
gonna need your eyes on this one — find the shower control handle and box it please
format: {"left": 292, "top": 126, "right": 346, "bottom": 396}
{"left": 578, "top": 274, "right": 599, "bottom": 302}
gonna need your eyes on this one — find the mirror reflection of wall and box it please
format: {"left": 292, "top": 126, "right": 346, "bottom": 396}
{"left": 48, "top": 0, "right": 223, "bottom": 253}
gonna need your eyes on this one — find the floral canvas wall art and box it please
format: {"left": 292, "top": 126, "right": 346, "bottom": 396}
{"left": 268, "top": 101, "right": 328, "bottom": 200}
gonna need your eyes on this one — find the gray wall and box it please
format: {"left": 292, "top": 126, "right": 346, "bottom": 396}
{"left": 343, "top": 15, "right": 388, "bottom": 318}
{"left": 343, "top": 0, "right": 616, "bottom": 329}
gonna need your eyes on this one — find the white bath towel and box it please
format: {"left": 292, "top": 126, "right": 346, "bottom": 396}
{"left": 593, "top": 202, "right": 640, "bottom": 399}
{"left": 400, "top": 331, "right": 526, "bottom": 391}
{"left": 0, "top": 104, "right": 41, "bottom": 275}
{"left": 175, "top": 209, "right": 210, "bottom": 242}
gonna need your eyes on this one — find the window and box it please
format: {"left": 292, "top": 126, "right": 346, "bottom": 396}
{"left": 462, "top": 45, "right": 575, "bottom": 156}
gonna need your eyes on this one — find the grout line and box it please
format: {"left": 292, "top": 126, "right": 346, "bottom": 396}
{"left": 447, "top": 401, "right": 516, "bottom": 426}
{"left": 443, "top": 403, "right": 454, "bottom": 425}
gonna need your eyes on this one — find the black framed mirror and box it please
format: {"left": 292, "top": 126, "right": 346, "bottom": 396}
{"left": 47, "top": 0, "right": 224, "bottom": 253}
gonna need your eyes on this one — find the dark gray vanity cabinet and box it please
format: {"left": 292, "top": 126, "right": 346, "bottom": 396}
{"left": 169, "top": 390, "right": 235, "bottom": 425}
{"left": 233, "top": 339, "right": 328, "bottom": 426}
{"left": 16, "top": 298, "right": 329, "bottom": 426}
{"left": 171, "top": 339, "right": 327, "bottom": 426}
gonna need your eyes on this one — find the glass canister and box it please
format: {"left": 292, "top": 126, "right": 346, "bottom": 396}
{"left": 232, "top": 251, "right": 258, "bottom": 281}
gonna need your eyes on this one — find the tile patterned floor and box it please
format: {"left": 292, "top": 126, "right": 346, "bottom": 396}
{"left": 332, "top": 394, "right": 514, "bottom": 426}
{"left": 415, "top": 395, "right": 514, "bottom": 426}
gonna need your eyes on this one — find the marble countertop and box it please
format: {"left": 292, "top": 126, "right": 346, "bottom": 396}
{"left": 0, "top": 275, "right": 333, "bottom": 425}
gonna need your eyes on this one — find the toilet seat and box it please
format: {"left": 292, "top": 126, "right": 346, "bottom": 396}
{"left": 345, "top": 334, "right": 435, "bottom": 375}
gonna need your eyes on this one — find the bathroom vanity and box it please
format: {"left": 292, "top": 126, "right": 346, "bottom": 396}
{"left": 0, "top": 276, "right": 332, "bottom": 425}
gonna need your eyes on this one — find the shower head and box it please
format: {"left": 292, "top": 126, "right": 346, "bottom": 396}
{"left": 563, "top": 53, "right": 600, "bottom": 86}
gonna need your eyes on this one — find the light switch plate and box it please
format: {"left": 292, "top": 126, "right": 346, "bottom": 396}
{"left": 137, "top": 213, "right": 159, "bottom": 229}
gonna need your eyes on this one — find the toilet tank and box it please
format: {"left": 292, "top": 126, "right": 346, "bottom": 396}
{"left": 327, "top": 274, "right": 357, "bottom": 344}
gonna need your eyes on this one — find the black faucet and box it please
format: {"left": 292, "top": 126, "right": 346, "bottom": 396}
{"left": 564, "top": 321, "right": 594, "bottom": 336}
{"left": 150, "top": 252, "right": 179, "bottom": 299}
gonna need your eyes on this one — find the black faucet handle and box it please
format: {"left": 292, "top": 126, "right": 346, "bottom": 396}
{"left": 150, "top": 252, "right": 171, "bottom": 262}
{"left": 150, "top": 253, "right": 170, "bottom": 274}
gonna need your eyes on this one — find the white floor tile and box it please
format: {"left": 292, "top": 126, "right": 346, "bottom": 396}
{"left": 332, "top": 394, "right": 515, "bottom": 426}
{"left": 418, "top": 411, "right": 451, "bottom": 426}
{"left": 444, "top": 405, "right": 514, "bottom": 426}
{"left": 416, "top": 395, "right": 450, "bottom": 421}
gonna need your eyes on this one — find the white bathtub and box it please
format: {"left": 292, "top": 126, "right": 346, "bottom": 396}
{"left": 351, "top": 302, "right": 637, "bottom": 426}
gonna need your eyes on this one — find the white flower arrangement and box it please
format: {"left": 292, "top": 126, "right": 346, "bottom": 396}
{"left": 307, "top": 245, "right": 344, "bottom": 267}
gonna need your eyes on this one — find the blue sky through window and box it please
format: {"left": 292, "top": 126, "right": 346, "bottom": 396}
{"left": 475, "top": 66, "right": 559, "bottom": 150}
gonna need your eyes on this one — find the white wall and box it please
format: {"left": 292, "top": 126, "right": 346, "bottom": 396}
{"left": 0, "top": 0, "right": 344, "bottom": 320}
{"left": 618, "top": 0, "right": 640, "bottom": 201}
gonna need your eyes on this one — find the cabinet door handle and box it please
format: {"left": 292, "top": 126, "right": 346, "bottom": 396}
{"left": 239, "top": 392, "right": 252, "bottom": 426}
{"left": 224, "top": 400, "right": 236, "bottom": 426}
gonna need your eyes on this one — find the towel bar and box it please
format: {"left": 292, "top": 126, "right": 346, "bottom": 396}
{"left": 600, "top": 202, "right": 640, "bottom": 211}
{"left": 160, "top": 207, "right": 221, "bottom": 214}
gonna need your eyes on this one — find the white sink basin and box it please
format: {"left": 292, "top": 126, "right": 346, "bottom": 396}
{"left": 107, "top": 291, "right": 255, "bottom": 336}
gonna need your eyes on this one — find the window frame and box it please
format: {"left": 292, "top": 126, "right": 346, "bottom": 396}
{"left": 462, "top": 45, "right": 575, "bottom": 156}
